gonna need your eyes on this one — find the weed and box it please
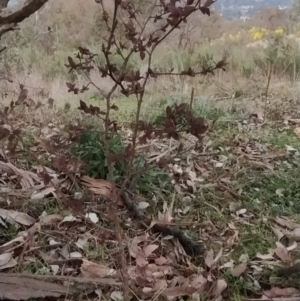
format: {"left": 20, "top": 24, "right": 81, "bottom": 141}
{"left": 72, "top": 127, "right": 170, "bottom": 195}
{"left": 0, "top": 223, "right": 19, "bottom": 245}
{"left": 236, "top": 167, "right": 300, "bottom": 215}
{"left": 71, "top": 130, "right": 125, "bottom": 181}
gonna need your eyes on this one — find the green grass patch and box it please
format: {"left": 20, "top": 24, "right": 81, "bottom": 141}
{"left": 263, "top": 128, "right": 300, "bottom": 148}
{"left": 236, "top": 165, "right": 300, "bottom": 215}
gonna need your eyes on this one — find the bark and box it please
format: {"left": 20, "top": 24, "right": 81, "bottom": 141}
{"left": 0, "top": 0, "right": 48, "bottom": 37}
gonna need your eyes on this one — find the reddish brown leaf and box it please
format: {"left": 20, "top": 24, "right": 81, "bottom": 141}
{"left": 205, "top": 249, "right": 214, "bottom": 268}
{"left": 264, "top": 287, "right": 300, "bottom": 298}
{"left": 231, "top": 262, "right": 247, "bottom": 277}
{"left": 48, "top": 98, "right": 54, "bottom": 109}
{"left": 181, "top": 6, "right": 196, "bottom": 17}
{"left": 38, "top": 170, "right": 53, "bottom": 186}
{"left": 167, "top": 4, "right": 180, "bottom": 17}
{"left": 144, "top": 244, "right": 158, "bottom": 257}
{"left": 274, "top": 247, "right": 292, "bottom": 262}
{"left": 212, "top": 279, "right": 227, "bottom": 298}
{"left": 140, "top": 51, "right": 145, "bottom": 60}
{"left": 216, "top": 59, "right": 228, "bottom": 71}
{"left": 78, "top": 100, "right": 88, "bottom": 111}
{"left": 155, "top": 256, "right": 168, "bottom": 265}
{"left": 80, "top": 259, "right": 115, "bottom": 278}
{"left": 199, "top": 6, "right": 210, "bottom": 15}
{"left": 136, "top": 251, "right": 148, "bottom": 267}
{"left": 16, "top": 88, "right": 28, "bottom": 105}
{"left": 0, "top": 127, "right": 10, "bottom": 140}
{"left": 110, "top": 104, "right": 119, "bottom": 111}
{"left": 67, "top": 56, "right": 77, "bottom": 68}
{"left": 161, "top": 285, "right": 197, "bottom": 298}
{"left": 81, "top": 176, "right": 116, "bottom": 200}
{"left": 203, "top": 0, "right": 215, "bottom": 8}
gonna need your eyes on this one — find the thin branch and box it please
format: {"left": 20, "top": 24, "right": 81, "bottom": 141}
{"left": 0, "top": 0, "right": 48, "bottom": 37}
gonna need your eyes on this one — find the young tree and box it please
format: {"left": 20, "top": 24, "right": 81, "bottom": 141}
{"left": 65, "top": 2, "right": 226, "bottom": 298}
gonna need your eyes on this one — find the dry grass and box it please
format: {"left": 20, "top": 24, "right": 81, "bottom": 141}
{"left": 2, "top": 0, "right": 300, "bottom": 122}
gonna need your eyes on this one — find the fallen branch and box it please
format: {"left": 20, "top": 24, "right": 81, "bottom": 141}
{"left": 0, "top": 273, "right": 77, "bottom": 300}
{"left": 0, "top": 0, "right": 48, "bottom": 37}
{"left": 1, "top": 273, "right": 122, "bottom": 286}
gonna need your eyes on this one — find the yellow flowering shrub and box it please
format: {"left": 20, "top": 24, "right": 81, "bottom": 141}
{"left": 274, "top": 27, "right": 284, "bottom": 36}
{"left": 249, "top": 27, "right": 269, "bottom": 40}
{"left": 248, "top": 26, "right": 285, "bottom": 40}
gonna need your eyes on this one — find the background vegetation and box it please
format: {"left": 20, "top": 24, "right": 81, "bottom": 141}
{"left": 2, "top": 0, "right": 300, "bottom": 112}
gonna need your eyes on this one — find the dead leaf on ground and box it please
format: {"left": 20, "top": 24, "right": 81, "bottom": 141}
{"left": 0, "top": 236, "right": 25, "bottom": 254}
{"left": 274, "top": 245, "right": 291, "bottom": 262}
{"left": 287, "top": 228, "right": 300, "bottom": 241}
{"left": 31, "top": 186, "right": 56, "bottom": 200}
{"left": 271, "top": 226, "right": 284, "bottom": 241}
{"left": 142, "top": 279, "right": 168, "bottom": 294}
{"left": 155, "top": 256, "right": 168, "bottom": 265}
{"left": 232, "top": 262, "right": 247, "bottom": 277}
{"left": 0, "top": 209, "right": 35, "bottom": 226}
{"left": 293, "top": 127, "right": 300, "bottom": 138}
{"left": 275, "top": 216, "right": 300, "bottom": 230}
{"left": 264, "top": 287, "right": 300, "bottom": 298}
{"left": 81, "top": 176, "right": 116, "bottom": 200}
{"left": 229, "top": 202, "right": 241, "bottom": 212}
{"left": 214, "top": 247, "right": 223, "bottom": 266}
{"left": 39, "top": 214, "right": 63, "bottom": 226}
{"left": 128, "top": 234, "right": 149, "bottom": 259}
{"left": 190, "top": 275, "right": 207, "bottom": 292}
{"left": 212, "top": 279, "right": 228, "bottom": 298}
{"left": 0, "top": 253, "right": 17, "bottom": 271}
{"left": 144, "top": 244, "right": 159, "bottom": 257}
{"left": 256, "top": 252, "right": 274, "bottom": 260}
{"left": 161, "top": 284, "right": 197, "bottom": 299}
{"left": 80, "top": 259, "right": 116, "bottom": 278}
{"left": 272, "top": 225, "right": 300, "bottom": 241}
{"left": 205, "top": 249, "right": 214, "bottom": 268}
{"left": 227, "top": 230, "right": 239, "bottom": 246}
{"left": 0, "top": 161, "right": 41, "bottom": 189}
{"left": 158, "top": 200, "right": 174, "bottom": 223}
{"left": 136, "top": 250, "right": 148, "bottom": 267}
{"left": 110, "top": 291, "right": 123, "bottom": 301}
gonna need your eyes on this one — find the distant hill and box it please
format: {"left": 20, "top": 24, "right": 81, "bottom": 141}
{"left": 6, "top": 0, "right": 293, "bottom": 20}
{"left": 213, "top": 0, "right": 293, "bottom": 20}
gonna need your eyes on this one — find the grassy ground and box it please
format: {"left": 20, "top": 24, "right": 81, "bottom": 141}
{"left": 1, "top": 90, "right": 300, "bottom": 300}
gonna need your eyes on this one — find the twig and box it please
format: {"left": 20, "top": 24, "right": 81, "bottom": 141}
{"left": 24, "top": 243, "right": 63, "bottom": 255}
{"left": 263, "top": 56, "right": 278, "bottom": 122}
{"left": 189, "top": 87, "right": 194, "bottom": 110}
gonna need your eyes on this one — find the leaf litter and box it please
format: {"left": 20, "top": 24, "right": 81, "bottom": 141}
{"left": 1, "top": 100, "right": 300, "bottom": 301}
